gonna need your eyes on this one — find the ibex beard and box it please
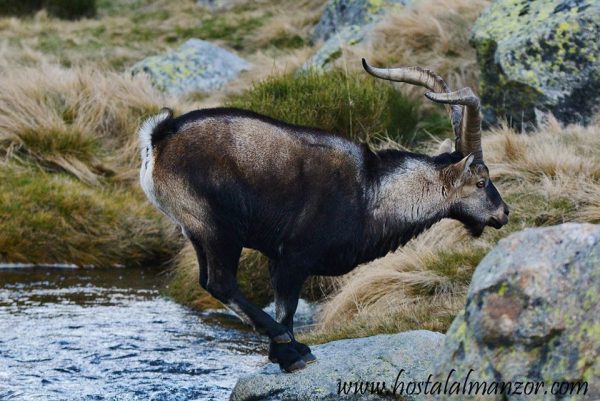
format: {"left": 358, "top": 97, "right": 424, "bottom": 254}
{"left": 138, "top": 59, "right": 509, "bottom": 373}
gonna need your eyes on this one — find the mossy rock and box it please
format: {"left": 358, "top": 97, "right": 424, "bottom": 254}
{"left": 302, "top": 24, "right": 367, "bottom": 71}
{"left": 131, "top": 39, "right": 251, "bottom": 97}
{"left": 312, "top": 0, "right": 412, "bottom": 42}
{"left": 432, "top": 224, "right": 600, "bottom": 400}
{"left": 308, "top": 0, "right": 413, "bottom": 71}
{"left": 471, "top": 0, "right": 600, "bottom": 130}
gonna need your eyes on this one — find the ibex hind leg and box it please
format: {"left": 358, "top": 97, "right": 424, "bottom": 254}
{"left": 268, "top": 260, "right": 316, "bottom": 365}
{"left": 200, "top": 234, "right": 307, "bottom": 372}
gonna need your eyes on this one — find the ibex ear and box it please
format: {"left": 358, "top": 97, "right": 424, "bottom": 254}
{"left": 443, "top": 154, "right": 474, "bottom": 188}
{"left": 436, "top": 138, "right": 453, "bottom": 155}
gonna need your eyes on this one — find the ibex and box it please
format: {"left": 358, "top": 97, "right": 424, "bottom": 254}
{"left": 138, "top": 59, "right": 509, "bottom": 372}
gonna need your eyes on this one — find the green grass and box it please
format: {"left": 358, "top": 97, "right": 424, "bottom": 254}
{"left": 226, "top": 69, "right": 450, "bottom": 145}
{"left": 268, "top": 32, "right": 305, "bottom": 50}
{"left": 0, "top": 163, "right": 177, "bottom": 267}
{"left": 175, "top": 14, "right": 269, "bottom": 51}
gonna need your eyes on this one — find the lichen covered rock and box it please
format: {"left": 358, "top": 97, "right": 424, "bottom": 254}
{"left": 471, "top": 0, "right": 600, "bottom": 129}
{"left": 432, "top": 223, "right": 600, "bottom": 400}
{"left": 305, "top": 0, "right": 413, "bottom": 71}
{"left": 302, "top": 25, "right": 367, "bottom": 71}
{"left": 312, "top": 0, "right": 411, "bottom": 42}
{"left": 231, "top": 330, "right": 444, "bottom": 401}
{"left": 131, "top": 39, "right": 251, "bottom": 97}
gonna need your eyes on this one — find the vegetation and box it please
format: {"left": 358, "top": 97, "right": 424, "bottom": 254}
{"left": 0, "top": 62, "right": 179, "bottom": 266}
{"left": 227, "top": 69, "right": 449, "bottom": 145}
{"left": 0, "top": 164, "right": 175, "bottom": 266}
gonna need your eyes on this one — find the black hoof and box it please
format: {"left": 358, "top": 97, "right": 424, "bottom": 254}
{"left": 302, "top": 352, "right": 317, "bottom": 364}
{"left": 284, "top": 359, "right": 307, "bottom": 372}
{"left": 269, "top": 334, "right": 305, "bottom": 373}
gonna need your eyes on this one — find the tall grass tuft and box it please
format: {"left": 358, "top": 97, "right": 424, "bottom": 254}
{"left": 226, "top": 69, "right": 449, "bottom": 145}
{"left": 0, "top": 163, "right": 177, "bottom": 266}
{"left": 0, "top": 61, "right": 180, "bottom": 267}
{"left": 0, "top": 62, "right": 163, "bottom": 183}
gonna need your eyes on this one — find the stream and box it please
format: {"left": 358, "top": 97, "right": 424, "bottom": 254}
{"left": 0, "top": 266, "right": 269, "bottom": 401}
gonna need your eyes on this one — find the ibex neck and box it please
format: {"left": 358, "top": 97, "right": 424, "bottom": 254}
{"left": 359, "top": 154, "right": 449, "bottom": 262}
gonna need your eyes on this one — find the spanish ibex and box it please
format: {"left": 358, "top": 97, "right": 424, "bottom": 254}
{"left": 138, "top": 59, "right": 509, "bottom": 372}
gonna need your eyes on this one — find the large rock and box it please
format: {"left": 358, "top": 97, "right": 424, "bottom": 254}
{"left": 471, "top": 0, "right": 600, "bottom": 129}
{"left": 131, "top": 39, "right": 251, "bottom": 97}
{"left": 231, "top": 330, "right": 444, "bottom": 401}
{"left": 302, "top": 25, "right": 366, "bottom": 71}
{"left": 432, "top": 223, "right": 600, "bottom": 400}
{"left": 304, "top": 0, "right": 412, "bottom": 71}
{"left": 312, "top": 0, "right": 411, "bottom": 42}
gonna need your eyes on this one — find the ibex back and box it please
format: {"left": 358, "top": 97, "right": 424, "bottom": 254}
{"left": 138, "top": 59, "right": 509, "bottom": 372}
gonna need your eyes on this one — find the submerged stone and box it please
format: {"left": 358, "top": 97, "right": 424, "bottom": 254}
{"left": 131, "top": 39, "right": 251, "bottom": 97}
{"left": 471, "top": 0, "right": 600, "bottom": 129}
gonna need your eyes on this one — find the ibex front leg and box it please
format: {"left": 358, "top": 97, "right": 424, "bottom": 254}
{"left": 269, "top": 260, "right": 316, "bottom": 365}
{"left": 200, "top": 235, "right": 307, "bottom": 372}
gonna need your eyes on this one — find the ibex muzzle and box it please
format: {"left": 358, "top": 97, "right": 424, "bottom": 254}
{"left": 138, "top": 59, "right": 508, "bottom": 373}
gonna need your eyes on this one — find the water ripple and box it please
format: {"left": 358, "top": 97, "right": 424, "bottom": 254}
{"left": 0, "top": 267, "right": 265, "bottom": 401}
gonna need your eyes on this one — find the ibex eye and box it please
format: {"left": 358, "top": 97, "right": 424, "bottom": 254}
{"left": 476, "top": 180, "right": 486, "bottom": 188}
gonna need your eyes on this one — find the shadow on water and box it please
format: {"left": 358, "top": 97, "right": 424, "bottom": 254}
{"left": 0, "top": 266, "right": 266, "bottom": 401}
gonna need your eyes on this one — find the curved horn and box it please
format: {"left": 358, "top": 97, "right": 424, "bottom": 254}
{"left": 362, "top": 58, "right": 462, "bottom": 138}
{"left": 425, "top": 88, "right": 482, "bottom": 163}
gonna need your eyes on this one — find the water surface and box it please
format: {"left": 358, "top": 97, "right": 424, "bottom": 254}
{"left": 0, "top": 267, "right": 266, "bottom": 401}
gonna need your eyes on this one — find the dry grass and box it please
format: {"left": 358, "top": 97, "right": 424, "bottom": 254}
{"left": 0, "top": 59, "right": 165, "bottom": 183}
{"left": 301, "top": 116, "right": 600, "bottom": 343}
{"left": 0, "top": 52, "right": 181, "bottom": 266}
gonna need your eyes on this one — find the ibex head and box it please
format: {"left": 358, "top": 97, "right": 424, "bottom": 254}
{"left": 362, "top": 59, "right": 509, "bottom": 236}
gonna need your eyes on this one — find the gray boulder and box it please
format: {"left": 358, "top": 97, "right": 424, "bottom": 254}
{"left": 471, "top": 0, "right": 600, "bottom": 129}
{"left": 312, "top": 0, "right": 411, "bottom": 42}
{"left": 305, "top": 0, "right": 412, "bottom": 71}
{"left": 231, "top": 330, "right": 444, "bottom": 401}
{"left": 432, "top": 223, "right": 600, "bottom": 400}
{"left": 131, "top": 39, "right": 251, "bottom": 97}
{"left": 302, "top": 25, "right": 367, "bottom": 71}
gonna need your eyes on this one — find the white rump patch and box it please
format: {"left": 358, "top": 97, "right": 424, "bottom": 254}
{"left": 138, "top": 110, "right": 171, "bottom": 209}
